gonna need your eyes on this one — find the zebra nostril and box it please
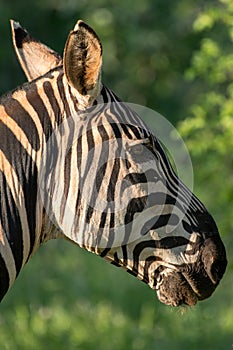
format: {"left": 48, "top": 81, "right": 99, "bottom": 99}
{"left": 202, "top": 237, "right": 227, "bottom": 285}
{"left": 208, "top": 261, "right": 223, "bottom": 284}
{"left": 205, "top": 257, "right": 218, "bottom": 284}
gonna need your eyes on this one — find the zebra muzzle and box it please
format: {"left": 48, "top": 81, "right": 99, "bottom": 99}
{"left": 156, "top": 235, "right": 227, "bottom": 307}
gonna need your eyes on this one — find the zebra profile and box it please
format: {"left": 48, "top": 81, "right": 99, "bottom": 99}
{"left": 0, "top": 19, "right": 227, "bottom": 306}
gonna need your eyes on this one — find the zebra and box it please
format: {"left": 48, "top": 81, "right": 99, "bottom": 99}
{"left": 0, "top": 19, "right": 227, "bottom": 307}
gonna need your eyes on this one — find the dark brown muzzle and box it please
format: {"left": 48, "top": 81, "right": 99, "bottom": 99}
{"left": 157, "top": 234, "right": 227, "bottom": 306}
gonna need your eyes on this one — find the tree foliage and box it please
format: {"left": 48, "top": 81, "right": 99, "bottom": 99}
{"left": 0, "top": 0, "right": 213, "bottom": 122}
{"left": 179, "top": 0, "right": 233, "bottom": 247}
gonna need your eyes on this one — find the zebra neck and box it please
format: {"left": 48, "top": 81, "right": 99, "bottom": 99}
{"left": 0, "top": 70, "right": 71, "bottom": 278}
{"left": 0, "top": 104, "right": 40, "bottom": 286}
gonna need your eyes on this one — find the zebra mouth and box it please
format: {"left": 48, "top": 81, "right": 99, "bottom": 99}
{"left": 156, "top": 269, "right": 222, "bottom": 307}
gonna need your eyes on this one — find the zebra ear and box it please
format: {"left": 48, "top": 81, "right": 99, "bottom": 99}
{"left": 11, "top": 20, "right": 62, "bottom": 81}
{"left": 64, "top": 20, "right": 102, "bottom": 97}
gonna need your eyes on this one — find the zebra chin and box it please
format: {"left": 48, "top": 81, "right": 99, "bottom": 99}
{"left": 155, "top": 272, "right": 198, "bottom": 307}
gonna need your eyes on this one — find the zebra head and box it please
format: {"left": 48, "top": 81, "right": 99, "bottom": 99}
{"left": 7, "top": 20, "right": 226, "bottom": 306}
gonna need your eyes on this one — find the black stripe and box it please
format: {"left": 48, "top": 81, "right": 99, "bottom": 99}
{"left": 75, "top": 127, "right": 84, "bottom": 218}
{"left": 124, "top": 197, "right": 147, "bottom": 225}
{"left": 122, "top": 245, "right": 128, "bottom": 266}
{"left": 86, "top": 128, "right": 95, "bottom": 151}
{"left": 43, "top": 81, "right": 62, "bottom": 125}
{"left": 86, "top": 124, "right": 110, "bottom": 223}
{"left": 85, "top": 160, "right": 107, "bottom": 223}
{"left": 100, "top": 248, "right": 111, "bottom": 257}
{"left": 110, "top": 123, "right": 122, "bottom": 139}
{"left": 77, "top": 126, "right": 83, "bottom": 170}
{"left": 81, "top": 119, "right": 95, "bottom": 187}
{"left": 125, "top": 124, "right": 143, "bottom": 139}
{"left": 101, "top": 86, "right": 119, "bottom": 103}
{"left": 99, "top": 211, "right": 107, "bottom": 229}
{"left": 3, "top": 98, "right": 40, "bottom": 151}
{"left": 67, "top": 84, "right": 80, "bottom": 113}
{"left": 94, "top": 124, "right": 109, "bottom": 195}
{"left": 142, "top": 256, "right": 162, "bottom": 284}
{"left": 107, "top": 158, "right": 120, "bottom": 202}
{"left": 74, "top": 189, "right": 82, "bottom": 225}
{"left": 82, "top": 119, "right": 114, "bottom": 225}
{"left": 182, "top": 220, "right": 194, "bottom": 234}
{"left": 59, "top": 117, "right": 75, "bottom": 223}
{"left": 133, "top": 236, "right": 190, "bottom": 259}
{"left": 110, "top": 212, "right": 115, "bottom": 229}
{"left": 122, "top": 173, "right": 147, "bottom": 192}
{"left": 57, "top": 73, "right": 72, "bottom": 117}
{"left": 96, "top": 210, "right": 115, "bottom": 248}
{"left": 0, "top": 170, "right": 23, "bottom": 275}
{"left": 142, "top": 214, "right": 179, "bottom": 234}
{"left": 26, "top": 84, "right": 53, "bottom": 141}
{"left": 152, "top": 141, "right": 192, "bottom": 208}
{"left": 0, "top": 254, "right": 10, "bottom": 302}
{"left": 95, "top": 161, "right": 108, "bottom": 193}
{"left": 97, "top": 124, "right": 110, "bottom": 143}
{"left": 0, "top": 123, "right": 37, "bottom": 259}
{"left": 59, "top": 146, "right": 72, "bottom": 222}
{"left": 86, "top": 205, "right": 94, "bottom": 224}
{"left": 103, "top": 212, "right": 115, "bottom": 246}
{"left": 132, "top": 236, "right": 190, "bottom": 275}
{"left": 154, "top": 140, "right": 191, "bottom": 208}
{"left": 120, "top": 123, "right": 133, "bottom": 139}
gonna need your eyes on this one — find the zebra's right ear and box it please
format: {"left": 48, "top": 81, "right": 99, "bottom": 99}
{"left": 64, "top": 20, "right": 102, "bottom": 99}
{"left": 11, "top": 20, "right": 62, "bottom": 81}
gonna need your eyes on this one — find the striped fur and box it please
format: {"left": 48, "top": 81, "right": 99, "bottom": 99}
{"left": 0, "top": 20, "right": 227, "bottom": 306}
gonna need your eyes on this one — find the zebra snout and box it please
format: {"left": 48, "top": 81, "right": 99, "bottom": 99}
{"left": 156, "top": 234, "right": 227, "bottom": 307}
{"left": 179, "top": 235, "right": 227, "bottom": 303}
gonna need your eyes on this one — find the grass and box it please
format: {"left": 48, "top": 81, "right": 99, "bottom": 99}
{"left": 0, "top": 238, "right": 232, "bottom": 350}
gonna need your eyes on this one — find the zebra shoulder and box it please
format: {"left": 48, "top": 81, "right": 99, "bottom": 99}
{"left": 11, "top": 20, "right": 62, "bottom": 82}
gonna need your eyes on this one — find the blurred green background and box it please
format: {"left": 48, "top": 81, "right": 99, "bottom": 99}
{"left": 0, "top": 0, "right": 233, "bottom": 349}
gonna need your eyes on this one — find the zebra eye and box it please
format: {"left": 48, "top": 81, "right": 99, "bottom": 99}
{"left": 127, "top": 138, "right": 152, "bottom": 158}
{"left": 131, "top": 143, "right": 144, "bottom": 155}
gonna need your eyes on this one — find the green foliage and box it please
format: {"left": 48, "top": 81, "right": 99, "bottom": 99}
{"left": 0, "top": 0, "right": 210, "bottom": 122}
{"left": 0, "top": 0, "right": 233, "bottom": 349}
{"left": 179, "top": 0, "right": 233, "bottom": 242}
{"left": 0, "top": 240, "right": 233, "bottom": 350}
